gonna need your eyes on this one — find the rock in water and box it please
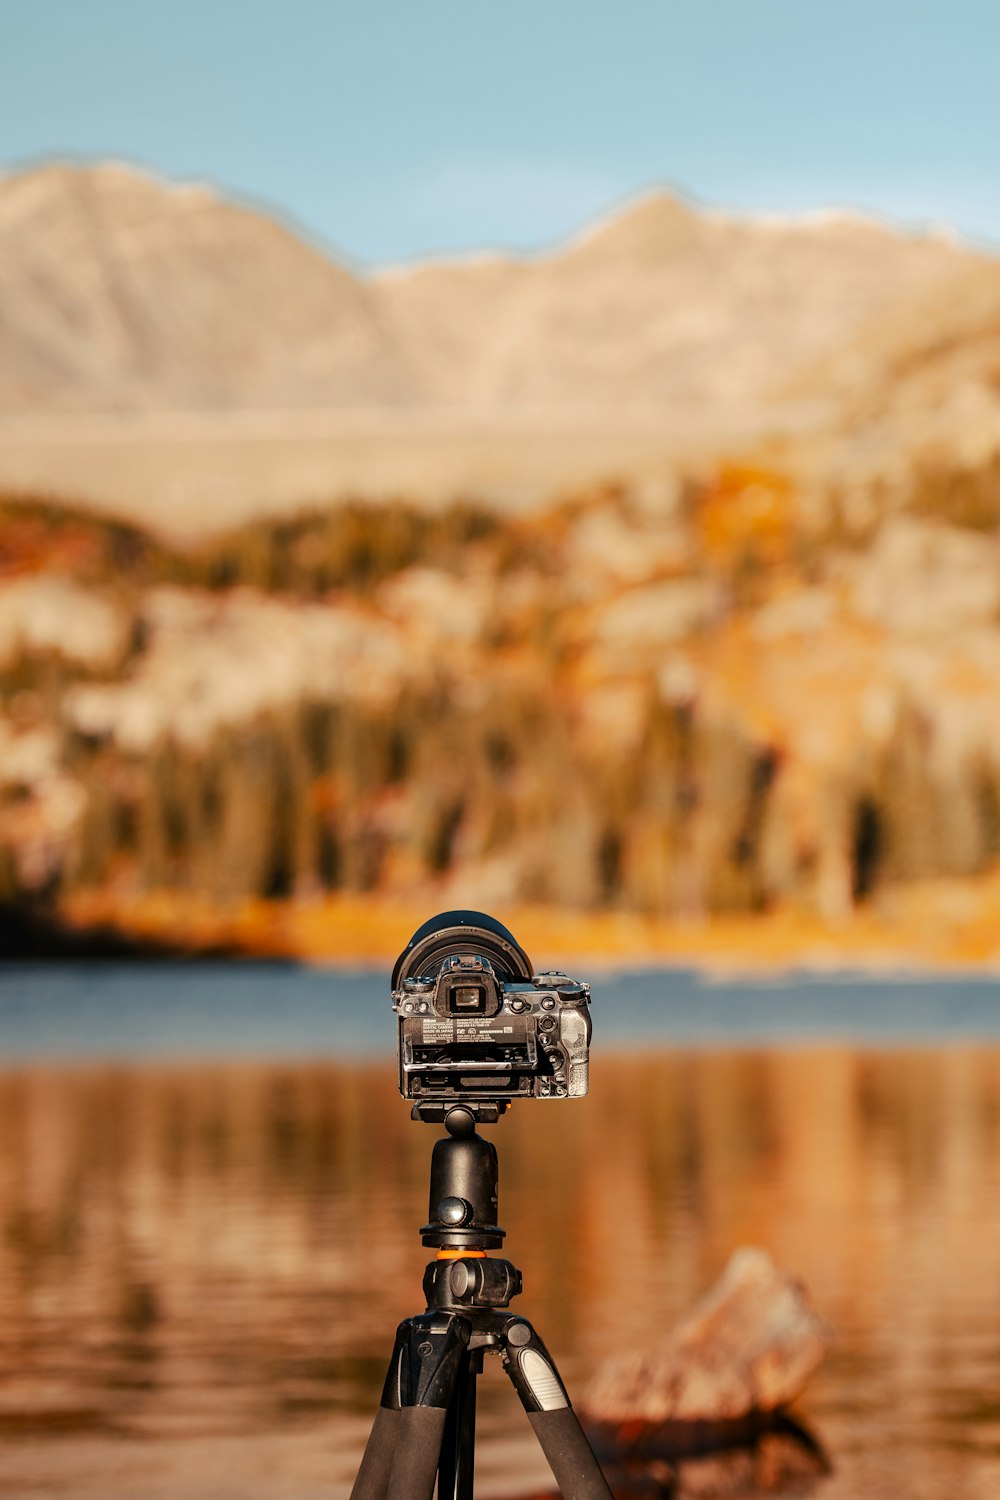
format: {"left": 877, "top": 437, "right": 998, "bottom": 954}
{"left": 581, "top": 1247, "right": 833, "bottom": 1430}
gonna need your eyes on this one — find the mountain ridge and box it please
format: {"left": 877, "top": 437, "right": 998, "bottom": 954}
{"left": 1, "top": 160, "right": 991, "bottom": 418}
{"left": 5, "top": 162, "right": 1000, "bottom": 537}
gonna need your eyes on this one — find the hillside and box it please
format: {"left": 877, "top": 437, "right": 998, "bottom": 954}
{"left": 6, "top": 165, "right": 1000, "bottom": 959}
{"left": 6, "top": 448, "right": 1000, "bottom": 964}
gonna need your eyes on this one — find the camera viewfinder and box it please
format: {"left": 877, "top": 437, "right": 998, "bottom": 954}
{"left": 452, "top": 985, "right": 485, "bottom": 1012}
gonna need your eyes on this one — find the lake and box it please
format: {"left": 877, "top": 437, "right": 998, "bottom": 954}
{"left": 0, "top": 963, "right": 998, "bottom": 1498}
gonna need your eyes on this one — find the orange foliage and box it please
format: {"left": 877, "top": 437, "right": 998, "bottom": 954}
{"left": 0, "top": 514, "right": 102, "bottom": 578}
{"left": 61, "top": 871, "right": 1000, "bottom": 971}
{"left": 697, "top": 462, "right": 793, "bottom": 570}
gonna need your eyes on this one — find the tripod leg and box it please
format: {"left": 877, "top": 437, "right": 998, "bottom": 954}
{"left": 349, "top": 1406, "right": 399, "bottom": 1500}
{"left": 437, "top": 1349, "right": 479, "bottom": 1500}
{"left": 500, "top": 1319, "right": 613, "bottom": 1500}
{"left": 386, "top": 1406, "right": 450, "bottom": 1496}
{"left": 349, "top": 1313, "right": 471, "bottom": 1500}
{"left": 350, "top": 1319, "right": 414, "bottom": 1500}
{"left": 525, "top": 1410, "right": 615, "bottom": 1500}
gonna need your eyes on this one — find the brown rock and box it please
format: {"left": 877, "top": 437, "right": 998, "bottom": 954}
{"left": 581, "top": 1247, "right": 833, "bottom": 1428}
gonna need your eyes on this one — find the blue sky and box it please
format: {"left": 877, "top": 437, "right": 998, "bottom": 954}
{"left": 2, "top": 0, "right": 998, "bottom": 266}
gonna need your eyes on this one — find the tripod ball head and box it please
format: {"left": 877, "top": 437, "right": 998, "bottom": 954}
{"left": 422, "top": 1118, "right": 505, "bottom": 1250}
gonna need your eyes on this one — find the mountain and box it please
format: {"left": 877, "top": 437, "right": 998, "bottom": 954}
{"left": 0, "top": 163, "right": 415, "bottom": 412}
{"left": 375, "top": 195, "right": 983, "bottom": 414}
{"left": 6, "top": 169, "right": 1000, "bottom": 951}
{"left": 805, "top": 253, "right": 1000, "bottom": 474}
{"left": 0, "top": 162, "right": 989, "bottom": 420}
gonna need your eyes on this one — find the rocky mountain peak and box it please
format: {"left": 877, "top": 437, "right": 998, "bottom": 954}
{"left": 0, "top": 161, "right": 415, "bottom": 413}
{"left": 564, "top": 188, "right": 707, "bottom": 263}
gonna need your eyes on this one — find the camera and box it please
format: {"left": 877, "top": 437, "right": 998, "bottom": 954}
{"left": 391, "top": 910, "right": 592, "bottom": 1121}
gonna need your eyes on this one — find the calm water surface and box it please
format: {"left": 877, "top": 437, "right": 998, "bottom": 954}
{"left": 0, "top": 964, "right": 998, "bottom": 1498}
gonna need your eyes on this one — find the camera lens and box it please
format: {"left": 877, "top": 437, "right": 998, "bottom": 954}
{"left": 392, "top": 910, "right": 533, "bottom": 989}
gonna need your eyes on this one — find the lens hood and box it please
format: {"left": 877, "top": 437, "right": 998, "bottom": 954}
{"left": 391, "top": 910, "right": 533, "bottom": 989}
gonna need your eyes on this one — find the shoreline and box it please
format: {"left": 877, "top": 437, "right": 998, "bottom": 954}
{"left": 49, "top": 873, "right": 1000, "bottom": 974}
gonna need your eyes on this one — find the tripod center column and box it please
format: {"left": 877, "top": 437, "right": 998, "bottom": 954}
{"left": 421, "top": 1107, "right": 506, "bottom": 1251}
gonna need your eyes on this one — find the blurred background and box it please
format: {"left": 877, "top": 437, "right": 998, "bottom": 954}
{"left": 2, "top": 2, "right": 1000, "bottom": 1496}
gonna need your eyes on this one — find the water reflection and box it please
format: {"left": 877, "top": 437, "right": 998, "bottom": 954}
{"left": 1, "top": 1048, "right": 999, "bottom": 1497}
{"left": 593, "top": 1413, "right": 831, "bottom": 1499}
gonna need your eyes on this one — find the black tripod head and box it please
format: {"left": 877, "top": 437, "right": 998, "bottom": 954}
{"left": 421, "top": 1105, "right": 505, "bottom": 1252}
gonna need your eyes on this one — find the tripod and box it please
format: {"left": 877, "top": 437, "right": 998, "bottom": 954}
{"left": 350, "top": 1104, "right": 613, "bottom": 1499}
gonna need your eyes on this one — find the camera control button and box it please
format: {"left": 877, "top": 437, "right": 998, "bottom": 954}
{"left": 437, "top": 1196, "right": 471, "bottom": 1226}
{"left": 556, "top": 983, "right": 587, "bottom": 1004}
{"left": 541, "top": 997, "right": 556, "bottom": 1010}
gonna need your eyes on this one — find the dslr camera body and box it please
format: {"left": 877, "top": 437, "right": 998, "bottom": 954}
{"left": 391, "top": 910, "right": 591, "bottom": 1122}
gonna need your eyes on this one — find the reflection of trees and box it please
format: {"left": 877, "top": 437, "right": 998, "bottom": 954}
{"left": 0, "top": 1063, "right": 429, "bottom": 1431}
{"left": 1, "top": 1047, "right": 999, "bottom": 1484}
